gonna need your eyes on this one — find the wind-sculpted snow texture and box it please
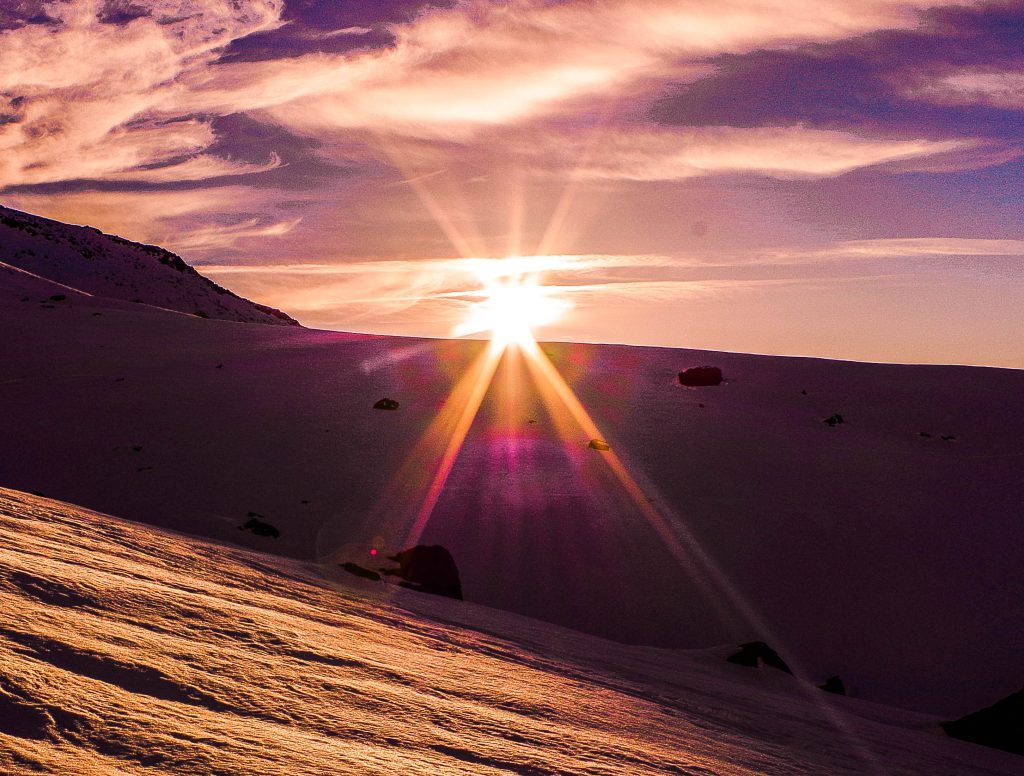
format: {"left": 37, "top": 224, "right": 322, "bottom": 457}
{"left": 0, "top": 488, "right": 1019, "bottom": 776}
{"left": 0, "top": 206, "right": 297, "bottom": 325}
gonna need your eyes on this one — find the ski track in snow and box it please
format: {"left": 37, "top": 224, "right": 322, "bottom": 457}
{"left": 0, "top": 489, "right": 1019, "bottom": 776}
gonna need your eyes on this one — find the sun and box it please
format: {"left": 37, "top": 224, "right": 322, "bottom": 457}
{"left": 474, "top": 276, "right": 561, "bottom": 345}
{"left": 454, "top": 261, "right": 569, "bottom": 346}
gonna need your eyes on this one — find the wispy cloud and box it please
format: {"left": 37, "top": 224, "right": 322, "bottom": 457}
{"left": 765, "top": 237, "right": 1024, "bottom": 263}
{"left": 172, "top": 216, "right": 302, "bottom": 252}
{"left": 101, "top": 152, "right": 285, "bottom": 184}
{"left": 1, "top": 0, "right": 993, "bottom": 193}
{"left": 197, "top": 253, "right": 689, "bottom": 323}
{"left": 527, "top": 125, "right": 970, "bottom": 180}
{"left": 195, "top": 250, "right": 924, "bottom": 346}
{"left": 0, "top": 0, "right": 284, "bottom": 187}
{"left": 905, "top": 69, "right": 1024, "bottom": 109}
{"left": 176, "top": 0, "right": 989, "bottom": 138}
{"left": 6, "top": 186, "right": 303, "bottom": 255}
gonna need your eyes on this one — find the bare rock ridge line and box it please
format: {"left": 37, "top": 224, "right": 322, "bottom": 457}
{"left": 0, "top": 204, "right": 298, "bottom": 326}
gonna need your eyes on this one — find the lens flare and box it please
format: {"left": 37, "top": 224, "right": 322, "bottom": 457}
{"left": 453, "top": 260, "right": 571, "bottom": 346}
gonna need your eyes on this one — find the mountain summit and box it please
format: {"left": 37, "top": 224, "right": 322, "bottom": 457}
{"left": 0, "top": 205, "right": 297, "bottom": 326}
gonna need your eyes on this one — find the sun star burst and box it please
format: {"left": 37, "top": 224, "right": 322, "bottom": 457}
{"left": 453, "top": 259, "right": 570, "bottom": 346}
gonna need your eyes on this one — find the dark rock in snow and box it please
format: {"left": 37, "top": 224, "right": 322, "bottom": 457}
{"left": 588, "top": 439, "right": 611, "bottom": 451}
{"left": 374, "top": 397, "right": 400, "bottom": 410}
{"left": 381, "top": 545, "right": 463, "bottom": 600}
{"left": 819, "top": 676, "right": 846, "bottom": 695}
{"left": 678, "top": 366, "right": 723, "bottom": 387}
{"left": 920, "top": 432, "right": 932, "bottom": 438}
{"left": 941, "top": 434, "right": 957, "bottom": 441}
{"left": 942, "top": 685, "right": 1024, "bottom": 755}
{"left": 239, "top": 515, "right": 280, "bottom": 539}
{"left": 726, "top": 641, "right": 793, "bottom": 675}
{"left": 49, "top": 294, "right": 66, "bottom": 302}
{"left": 823, "top": 413, "right": 845, "bottom": 427}
{"left": 340, "top": 562, "right": 382, "bottom": 582}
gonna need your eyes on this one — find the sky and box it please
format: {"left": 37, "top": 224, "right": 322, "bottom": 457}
{"left": 1, "top": 0, "right": 1023, "bottom": 366}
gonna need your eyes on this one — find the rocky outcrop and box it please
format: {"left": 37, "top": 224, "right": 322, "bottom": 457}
{"left": 340, "top": 562, "right": 382, "bottom": 582}
{"left": 818, "top": 676, "right": 846, "bottom": 695}
{"left": 678, "top": 366, "right": 723, "bottom": 387}
{"left": 942, "top": 685, "right": 1024, "bottom": 755}
{"left": 726, "top": 641, "right": 793, "bottom": 675}
{"left": 239, "top": 514, "right": 280, "bottom": 539}
{"left": 381, "top": 545, "right": 463, "bottom": 600}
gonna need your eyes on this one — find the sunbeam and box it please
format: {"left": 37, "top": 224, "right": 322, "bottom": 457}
{"left": 402, "top": 338, "right": 506, "bottom": 548}
{"left": 326, "top": 286, "right": 886, "bottom": 773}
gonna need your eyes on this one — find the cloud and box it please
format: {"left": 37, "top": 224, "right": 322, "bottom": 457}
{"left": 101, "top": 152, "right": 285, "bottom": 184}
{"left": 0, "top": 0, "right": 285, "bottom": 188}
{"left": 650, "top": 3, "right": 1024, "bottom": 151}
{"left": 215, "top": 1, "right": 990, "bottom": 138}
{"left": 806, "top": 237, "right": 1024, "bottom": 258}
{"left": 0, "top": 0, "right": 1000, "bottom": 192}
{"left": 171, "top": 215, "right": 302, "bottom": 251}
{"left": 196, "top": 253, "right": 685, "bottom": 322}
{"left": 5, "top": 185, "right": 302, "bottom": 255}
{"left": 906, "top": 70, "right": 1024, "bottom": 109}
{"left": 198, "top": 253, "right": 687, "bottom": 281}
{"left": 527, "top": 125, "right": 970, "bottom": 180}
{"left": 194, "top": 248, "right": 920, "bottom": 337}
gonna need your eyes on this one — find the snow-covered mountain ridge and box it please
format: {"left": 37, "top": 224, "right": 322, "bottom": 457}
{"left": 0, "top": 205, "right": 297, "bottom": 325}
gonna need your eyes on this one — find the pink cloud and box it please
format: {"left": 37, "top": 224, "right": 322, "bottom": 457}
{"left": 904, "top": 69, "right": 1024, "bottom": 109}
{"left": 6, "top": 186, "right": 302, "bottom": 255}
{"left": 0, "top": 0, "right": 284, "bottom": 187}
{"left": 180, "top": 0, "right": 990, "bottom": 138}
{"left": 0, "top": 0, "right": 995, "bottom": 190}
{"left": 521, "top": 125, "right": 972, "bottom": 180}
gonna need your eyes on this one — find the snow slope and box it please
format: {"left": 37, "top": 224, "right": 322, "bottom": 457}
{"left": 1, "top": 246, "right": 1023, "bottom": 720}
{"left": 1, "top": 487, "right": 1019, "bottom": 776}
{"left": 0, "top": 205, "right": 297, "bottom": 325}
